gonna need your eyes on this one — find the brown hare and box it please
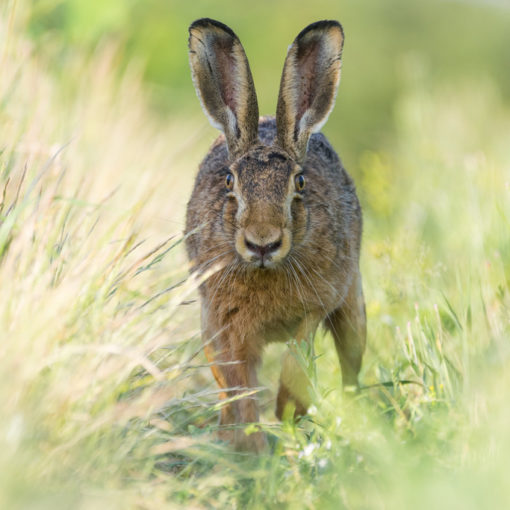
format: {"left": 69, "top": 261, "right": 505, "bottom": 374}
{"left": 186, "top": 18, "right": 366, "bottom": 452}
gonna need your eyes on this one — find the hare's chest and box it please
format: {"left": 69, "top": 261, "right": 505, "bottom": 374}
{"left": 207, "top": 272, "right": 327, "bottom": 342}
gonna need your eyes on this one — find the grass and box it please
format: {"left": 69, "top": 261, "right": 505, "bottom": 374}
{"left": 1, "top": 6, "right": 510, "bottom": 510}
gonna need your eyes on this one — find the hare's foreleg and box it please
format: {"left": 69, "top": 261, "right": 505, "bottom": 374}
{"left": 326, "top": 272, "right": 366, "bottom": 389}
{"left": 203, "top": 330, "right": 266, "bottom": 452}
{"left": 275, "top": 319, "right": 320, "bottom": 420}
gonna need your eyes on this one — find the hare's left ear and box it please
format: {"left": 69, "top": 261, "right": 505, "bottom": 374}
{"left": 188, "top": 18, "right": 259, "bottom": 159}
{"left": 275, "top": 21, "right": 344, "bottom": 163}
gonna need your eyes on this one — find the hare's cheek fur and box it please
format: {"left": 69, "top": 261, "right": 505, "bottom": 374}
{"left": 290, "top": 198, "right": 307, "bottom": 245}
{"left": 222, "top": 196, "right": 238, "bottom": 237}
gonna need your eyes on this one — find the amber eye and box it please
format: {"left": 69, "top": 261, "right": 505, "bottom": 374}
{"left": 225, "top": 173, "right": 234, "bottom": 190}
{"left": 295, "top": 173, "right": 306, "bottom": 191}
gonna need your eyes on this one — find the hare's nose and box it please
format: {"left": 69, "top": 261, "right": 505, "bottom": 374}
{"left": 244, "top": 238, "right": 282, "bottom": 259}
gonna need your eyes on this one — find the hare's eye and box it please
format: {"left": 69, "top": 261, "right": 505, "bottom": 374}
{"left": 295, "top": 174, "right": 305, "bottom": 191}
{"left": 225, "top": 173, "right": 234, "bottom": 190}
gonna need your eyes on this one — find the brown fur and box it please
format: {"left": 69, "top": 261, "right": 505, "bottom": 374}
{"left": 186, "top": 19, "right": 366, "bottom": 452}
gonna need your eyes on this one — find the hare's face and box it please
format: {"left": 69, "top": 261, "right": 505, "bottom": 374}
{"left": 223, "top": 146, "right": 307, "bottom": 269}
{"left": 189, "top": 17, "right": 344, "bottom": 270}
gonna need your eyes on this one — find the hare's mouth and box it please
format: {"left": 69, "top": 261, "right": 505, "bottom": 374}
{"left": 247, "top": 254, "right": 280, "bottom": 269}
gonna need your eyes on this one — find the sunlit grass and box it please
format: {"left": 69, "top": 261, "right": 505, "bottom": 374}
{"left": 1, "top": 6, "right": 510, "bottom": 509}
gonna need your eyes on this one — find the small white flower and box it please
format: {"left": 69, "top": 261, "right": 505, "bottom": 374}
{"left": 325, "top": 439, "right": 332, "bottom": 450}
{"left": 318, "top": 458, "right": 328, "bottom": 469}
{"left": 302, "top": 442, "right": 318, "bottom": 457}
{"left": 308, "top": 404, "right": 318, "bottom": 416}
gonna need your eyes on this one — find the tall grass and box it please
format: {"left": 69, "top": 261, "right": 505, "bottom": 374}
{"left": 1, "top": 6, "right": 510, "bottom": 510}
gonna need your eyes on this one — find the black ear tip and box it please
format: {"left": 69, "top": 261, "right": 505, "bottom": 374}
{"left": 296, "top": 20, "right": 344, "bottom": 41}
{"left": 189, "top": 18, "right": 238, "bottom": 40}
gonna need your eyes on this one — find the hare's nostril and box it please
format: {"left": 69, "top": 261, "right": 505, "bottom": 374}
{"left": 266, "top": 240, "right": 282, "bottom": 253}
{"left": 244, "top": 238, "right": 282, "bottom": 258}
{"left": 244, "top": 239, "right": 259, "bottom": 253}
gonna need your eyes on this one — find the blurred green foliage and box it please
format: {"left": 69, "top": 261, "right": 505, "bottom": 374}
{"left": 27, "top": 0, "right": 510, "bottom": 164}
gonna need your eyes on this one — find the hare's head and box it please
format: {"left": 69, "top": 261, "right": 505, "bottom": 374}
{"left": 188, "top": 19, "right": 344, "bottom": 268}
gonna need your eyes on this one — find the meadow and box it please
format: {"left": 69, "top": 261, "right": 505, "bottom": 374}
{"left": 1, "top": 1, "right": 509, "bottom": 508}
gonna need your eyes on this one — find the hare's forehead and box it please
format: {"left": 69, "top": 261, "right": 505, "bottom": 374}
{"left": 232, "top": 149, "right": 298, "bottom": 195}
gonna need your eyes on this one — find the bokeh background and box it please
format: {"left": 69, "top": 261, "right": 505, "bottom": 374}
{"left": 1, "top": 0, "right": 509, "bottom": 508}
{"left": 27, "top": 0, "right": 510, "bottom": 164}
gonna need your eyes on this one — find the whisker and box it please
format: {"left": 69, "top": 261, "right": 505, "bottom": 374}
{"left": 286, "top": 255, "right": 310, "bottom": 332}
{"left": 292, "top": 253, "right": 334, "bottom": 329}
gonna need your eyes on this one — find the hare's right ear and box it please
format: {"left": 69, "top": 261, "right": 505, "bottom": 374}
{"left": 276, "top": 21, "right": 344, "bottom": 163}
{"left": 188, "top": 18, "right": 259, "bottom": 159}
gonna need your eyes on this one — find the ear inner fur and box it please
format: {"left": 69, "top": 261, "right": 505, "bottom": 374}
{"left": 275, "top": 20, "right": 344, "bottom": 162}
{"left": 188, "top": 18, "right": 259, "bottom": 159}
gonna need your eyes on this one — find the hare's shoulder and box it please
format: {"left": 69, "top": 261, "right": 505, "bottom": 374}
{"left": 305, "top": 132, "right": 355, "bottom": 191}
{"left": 198, "top": 137, "right": 229, "bottom": 178}
{"left": 307, "top": 132, "right": 340, "bottom": 167}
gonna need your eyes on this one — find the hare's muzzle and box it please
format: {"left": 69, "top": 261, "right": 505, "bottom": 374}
{"left": 235, "top": 223, "right": 290, "bottom": 268}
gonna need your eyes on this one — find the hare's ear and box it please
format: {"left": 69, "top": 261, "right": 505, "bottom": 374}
{"left": 188, "top": 18, "right": 259, "bottom": 159}
{"left": 276, "top": 21, "right": 344, "bottom": 162}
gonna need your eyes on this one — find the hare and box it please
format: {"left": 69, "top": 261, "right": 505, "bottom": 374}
{"left": 185, "top": 18, "right": 366, "bottom": 452}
